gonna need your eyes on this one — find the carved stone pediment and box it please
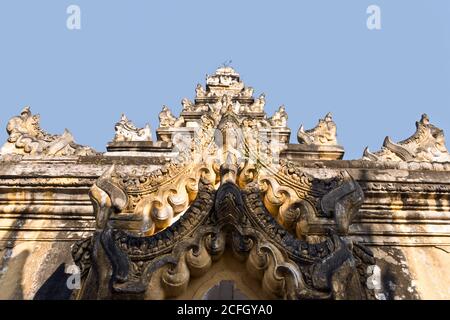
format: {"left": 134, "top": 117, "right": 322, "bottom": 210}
{"left": 363, "top": 114, "right": 450, "bottom": 162}
{"left": 0, "top": 106, "right": 97, "bottom": 157}
{"left": 72, "top": 97, "right": 377, "bottom": 300}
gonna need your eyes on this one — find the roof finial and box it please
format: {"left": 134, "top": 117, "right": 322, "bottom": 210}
{"left": 222, "top": 59, "right": 232, "bottom": 68}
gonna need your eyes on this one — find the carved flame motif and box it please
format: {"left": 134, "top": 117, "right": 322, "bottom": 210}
{"left": 113, "top": 114, "right": 152, "bottom": 142}
{"left": 363, "top": 114, "right": 450, "bottom": 162}
{"left": 0, "top": 106, "right": 97, "bottom": 156}
{"left": 297, "top": 112, "right": 338, "bottom": 146}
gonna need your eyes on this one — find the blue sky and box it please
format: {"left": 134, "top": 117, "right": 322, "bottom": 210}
{"left": 1, "top": 0, "right": 449, "bottom": 159}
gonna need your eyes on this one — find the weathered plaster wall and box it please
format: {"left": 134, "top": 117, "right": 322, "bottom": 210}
{"left": 401, "top": 246, "right": 450, "bottom": 299}
{"left": 0, "top": 241, "right": 74, "bottom": 299}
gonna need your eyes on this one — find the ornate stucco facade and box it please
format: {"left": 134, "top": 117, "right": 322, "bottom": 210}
{"left": 0, "top": 67, "right": 449, "bottom": 300}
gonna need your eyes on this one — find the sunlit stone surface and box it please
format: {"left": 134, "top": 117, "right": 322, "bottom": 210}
{"left": 0, "top": 67, "right": 449, "bottom": 300}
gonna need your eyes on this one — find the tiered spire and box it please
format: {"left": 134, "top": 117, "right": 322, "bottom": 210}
{"left": 156, "top": 66, "right": 291, "bottom": 147}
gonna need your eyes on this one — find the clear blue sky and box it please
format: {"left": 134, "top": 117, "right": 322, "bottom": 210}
{"left": 1, "top": 0, "right": 449, "bottom": 159}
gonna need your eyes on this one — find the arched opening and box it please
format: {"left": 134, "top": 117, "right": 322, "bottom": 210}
{"left": 202, "top": 280, "right": 248, "bottom": 300}
{"left": 172, "top": 250, "right": 272, "bottom": 300}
